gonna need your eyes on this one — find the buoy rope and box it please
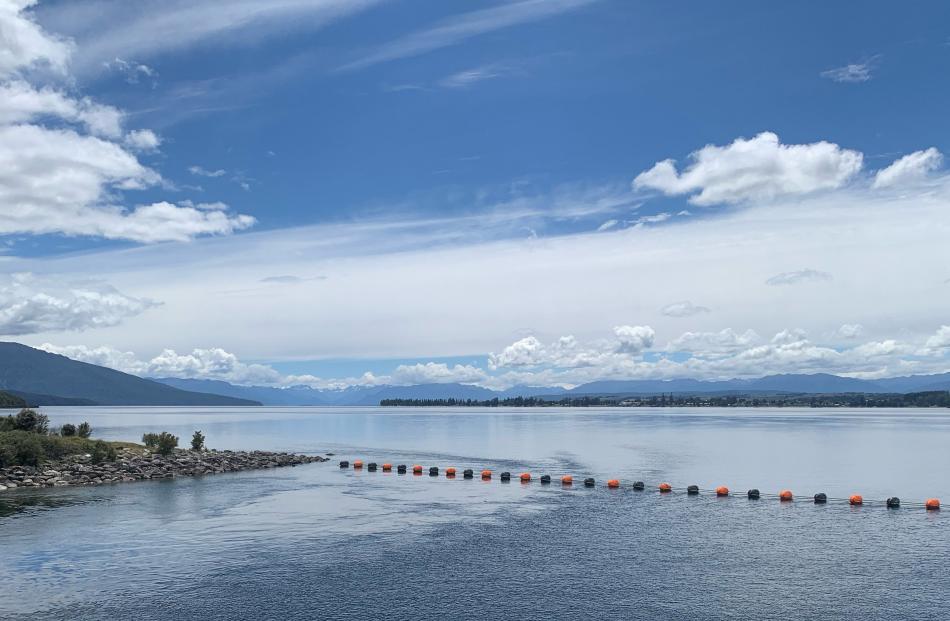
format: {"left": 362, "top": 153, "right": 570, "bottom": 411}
{"left": 340, "top": 460, "right": 941, "bottom": 510}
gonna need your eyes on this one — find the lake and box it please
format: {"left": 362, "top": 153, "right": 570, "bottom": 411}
{"left": 1, "top": 406, "right": 948, "bottom": 620}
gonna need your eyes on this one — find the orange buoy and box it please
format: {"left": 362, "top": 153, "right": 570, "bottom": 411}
{"left": 925, "top": 498, "right": 941, "bottom": 511}
{"left": 658, "top": 482, "right": 672, "bottom": 493}
{"left": 716, "top": 486, "right": 729, "bottom": 497}
{"left": 382, "top": 463, "right": 392, "bottom": 472}
{"left": 446, "top": 467, "right": 457, "bottom": 477}
{"left": 412, "top": 464, "right": 423, "bottom": 474}
{"left": 607, "top": 479, "right": 620, "bottom": 488}
{"left": 849, "top": 494, "right": 863, "bottom": 506}
{"left": 779, "top": 490, "right": 793, "bottom": 501}
{"left": 561, "top": 475, "right": 573, "bottom": 485}
{"left": 353, "top": 460, "right": 363, "bottom": 469}
{"left": 520, "top": 472, "right": 531, "bottom": 482}
{"left": 481, "top": 469, "right": 492, "bottom": 479}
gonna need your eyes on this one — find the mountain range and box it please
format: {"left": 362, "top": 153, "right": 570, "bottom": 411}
{"left": 1, "top": 341, "right": 949, "bottom": 407}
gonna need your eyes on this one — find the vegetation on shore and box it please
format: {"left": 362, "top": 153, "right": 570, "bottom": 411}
{"left": 380, "top": 390, "right": 950, "bottom": 408}
{"left": 0, "top": 391, "right": 28, "bottom": 408}
{"left": 0, "top": 409, "right": 208, "bottom": 468}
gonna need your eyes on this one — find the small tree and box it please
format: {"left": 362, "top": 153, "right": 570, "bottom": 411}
{"left": 142, "top": 432, "right": 160, "bottom": 448}
{"left": 13, "top": 409, "right": 49, "bottom": 434}
{"left": 76, "top": 422, "right": 92, "bottom": 438}
{"left": 156, "top": 432, "right": 178, "bottom": 457}
{"left": 60, "top": 423, "right": 77, "bottom": 437}
{"left": 191, "top": 430, "right": 205, "bottom": 452}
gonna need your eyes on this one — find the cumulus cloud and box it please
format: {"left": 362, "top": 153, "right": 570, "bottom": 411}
{"left": 924, "top": 325, "right": 950, "bottom": 353}
{"left": 667, "top": 328, "right": 759, "bottom": 354}
{"left": 660, "top": 301, "right": 710, "bottom": 318}
{"left": 614, "top": 325, "right": 655, "bottom": 354}
{"left": 0, "top": 2, "right": 253, "bottom": 243}
{"left": 765, "top": 269, "right": 833, "bottom": 286}
{"left": 633, "top": 132, "right": 863, "bottom": 206}
{"left": 0, "top": 274, "right": 157, "bottom": 336}
{"left": 872, "top": 148, "right": 943, "bottom": 189}
{"left": 820, "top": 61, "right": 874, "bottom": 83}
{"left": 488, "top": 336, "right": 545, "bottom": 369}
{"left": 189, "top": 165, "right": 227, "bottom": 178}
{"left": 390, "top": 362, "right": 487, "bottom": 385}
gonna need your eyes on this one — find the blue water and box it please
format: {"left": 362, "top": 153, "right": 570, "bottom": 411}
{"left": 1, "top": 406, "right": 947, "bottom": 620}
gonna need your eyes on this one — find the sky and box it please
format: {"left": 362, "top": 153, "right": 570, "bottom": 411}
{"left": 2, "top": 0, "right": 950, "bottom": 390}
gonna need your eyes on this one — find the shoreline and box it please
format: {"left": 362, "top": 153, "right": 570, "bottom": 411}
{"left": 0, "top": 447, "right": 327, "bottom": 491}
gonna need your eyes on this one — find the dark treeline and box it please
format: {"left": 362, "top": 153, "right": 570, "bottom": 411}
{"left": 380, "top": 391, "right": 950, "bottom": 408}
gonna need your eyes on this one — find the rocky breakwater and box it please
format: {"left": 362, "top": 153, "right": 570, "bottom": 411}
{"left": 0, "top": 448, "right": 327, "bottom": 491}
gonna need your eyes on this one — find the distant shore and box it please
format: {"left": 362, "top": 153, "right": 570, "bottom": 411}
{"left": 0, "top": 446, "right": 327, "bottom": 491}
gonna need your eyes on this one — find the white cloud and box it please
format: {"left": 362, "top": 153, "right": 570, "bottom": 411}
{"left": 189, "top": 165, "right": 226, "bottom": 178}
{"left": 0, "top": 1, "right": 254, "bottom": 243}
{"left": 821, "top": 61, "right": 874, "bottom": 83}
{"left": 633, "top": 132, "right": 863, "bottom": 205}
{"left": 872, "top": 148, "right": 943, "bottom": 189}
{"left": 614, "top": 325, "right": 655, "bottom": 354}
{"left": 924, "top": 326, "right": 950, "bottom": 353}
{"left": 765, "top": 269, "right": 832, "bottom": 286}
{"left": 597, "top": 219, "right": 618, "bottom": 232}
{"left": 103, "top": 57, "right": 156, "bottom": 84}
{"left": 439, "top": 63, "right": 510, "bottom": 89}
{"left": 0, "top": 274, "right": 156, "bottom": 336}
{"left": 339, "top": 0, "right": 596, "bottom": 71}
{"left": 835, "top": 324, "right": 864, "bottom": 339}
{"left": 633, "top": 212, "right": 671, "bottom": 226}
{"left": 125, "top": 128, "right": 161, "bottom": 151}
{"left": 0, "top": 0, "right": 70, "bottom": 76}
{"left": 660, "top": 301, "right": 710, "bottom": 318}
{"left": 390, "top": 362, "right": 487, "bottom": 385}
{"left": 488, "top": 336, "right": 545, "bottom": 369}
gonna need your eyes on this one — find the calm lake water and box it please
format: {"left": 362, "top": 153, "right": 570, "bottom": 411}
{"left": 1, "top": 406, "right": 948, "bottom": 620}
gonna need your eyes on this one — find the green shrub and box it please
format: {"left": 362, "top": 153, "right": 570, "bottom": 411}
{"left": 90, "top": 440, "right": 116, "bottom": 465}
{"left": 1, "top": 409, "right": 50, "bottom": 434}
{"left": 156, "top": 432, "right": 178, "bottom": 456}
{"left": 0, "top": 431, "right": 46, "bottom": 467}
{"left": 191, "top": 430, "right": 205, "bottom": 451}
{"left": 76, "top": 422, "right": 92, "bottom": 439}
{"left": 142, "top": 432, "right": 160, "bottom": 448}
{"left": 60, "top": 423, "right": 77, "bottom": 437}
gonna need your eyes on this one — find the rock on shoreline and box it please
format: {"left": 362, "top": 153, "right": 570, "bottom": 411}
{"left": 0, "top": 448, "right": 327, "bottom": 490}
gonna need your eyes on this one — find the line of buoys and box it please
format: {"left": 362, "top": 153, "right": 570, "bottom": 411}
{"left": 339, "top": 460, "right": 942, "bottom": 511}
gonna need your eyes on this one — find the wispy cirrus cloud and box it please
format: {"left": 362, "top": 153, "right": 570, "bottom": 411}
{"left": 820, "top": 57, "right": 879, "bottom": 83}
{"left": 339, "top": 0, "right": 598, "bottom": 72}
{"left": 765, "top": 269, "right": 833, "bottom": 287}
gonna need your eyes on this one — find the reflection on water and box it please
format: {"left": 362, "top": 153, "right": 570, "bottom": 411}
{"left": 1, "top": 407, "right": 947, "bottom": 620}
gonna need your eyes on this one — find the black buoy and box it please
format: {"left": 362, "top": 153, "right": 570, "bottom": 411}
{"left": 584, "top": 477, "right": 595, "bottom": 488}
{"left": 396, "top": 464, "right": 407, "bottom": 474}
{"left": 339, "top": 461, "right": 350, "bottom": 469}
{"left": 747, "top": 489, "right": 760, "bottom": 499}
{"left": 540, "top": 475, "right": 551, "bottom": 484}
{"left": 887, "top": 497, "right": 901, "bottom": 509}
{"left": 463, "top": 469, "right": 474, "bottom": 479}
{"left": 632, "top": 481, "right": 645, "bottom": 491}
{"left": 429, "top": 466, "right": 439, "bottom": 476}
{"left": 367, "top": 462, "right": 378, "bottom": 471}
{"left": 500, "top": 471, "right": 512, "bottom": 482}
{"left": 687, "top": 485, "right": 699, "bottom": 496}
{"left": 814, "top": 493, "right": 827, "bottom": 504}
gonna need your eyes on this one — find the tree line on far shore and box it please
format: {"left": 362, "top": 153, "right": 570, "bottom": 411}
{"left": 380, "top": 390, "right": 950, "bottom": 408}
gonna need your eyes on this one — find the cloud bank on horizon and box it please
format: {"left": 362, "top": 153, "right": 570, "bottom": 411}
{"left": 2, "top": 0, "right": 950, "bottom": 390}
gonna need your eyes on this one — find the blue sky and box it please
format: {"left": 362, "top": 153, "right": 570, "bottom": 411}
{"left": 3, "top": 0, "right": 950, "bottom": 389}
